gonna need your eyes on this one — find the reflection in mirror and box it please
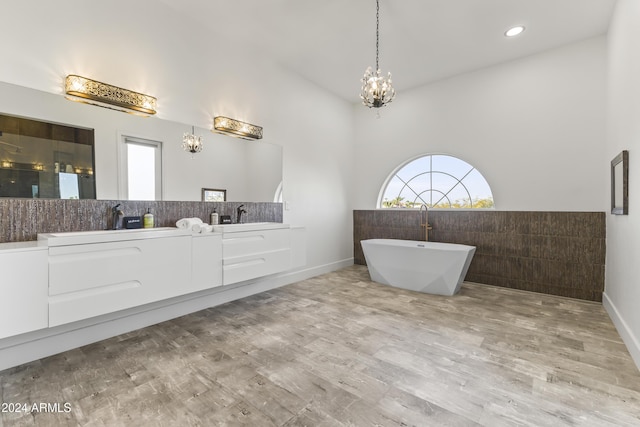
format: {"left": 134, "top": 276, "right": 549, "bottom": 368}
{"left": 611, "top": 150, "right": 629, "bottom": 215}
{"left": 614, "top": 163, "right": 623, "bottom": 206}
{"left": 0, "top": 113, "right": 95, "bottom": 199}
{"left": 157, "top": 132, "right": 282, "bottom": 202}
{"left": 202, "top": 188, "right": 226, "bottom": 202}
{"left": 120, "top": 136, "right": 162, "bottom": 201}
{"left": 0, "top": 81, "right": 282, "bottom": 203}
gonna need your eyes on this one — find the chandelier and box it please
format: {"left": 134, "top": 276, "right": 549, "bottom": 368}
{"left": 360, "top": 0, "right": 395, "bottom": 108}
{"left": 182, "top": 126, "right": 203, "bottom": 155}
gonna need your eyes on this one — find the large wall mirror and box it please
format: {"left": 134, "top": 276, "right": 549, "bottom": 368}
{"left": 0, "top": 113, "right": 95, "bottom": 199}
{"left": 0, "top": 81, "right": 283, "bottom": 203}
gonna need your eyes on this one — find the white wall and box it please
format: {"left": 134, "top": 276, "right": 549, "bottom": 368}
{"left": 273, "top": 70, "right": 355, "bottom": 267}
{"left": 353, "top": 36, "right": 608, "bottom": 211}
{"left": 603, "top": 0, "right": 640, "bottom": 369}
{"left": 0, "top": 0, "right": 355, "bottom": 271}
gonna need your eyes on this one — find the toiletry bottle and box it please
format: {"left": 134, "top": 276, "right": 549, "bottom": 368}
{"left": 143, "top": 208, "right": 154, "bottom": 228}
{"left": 210, "top": 209, "right": 219, "bottom": 225}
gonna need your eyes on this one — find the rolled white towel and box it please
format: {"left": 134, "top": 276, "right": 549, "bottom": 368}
{"left": 190, "top": 223, "right": 213, "bottom": 233}
{"left": 192, "top": 223, "right": 213, "bottom": 233}
{"left": 199, "top": 225, "right": 213, "bottom": 234}
{"left": 176, "top": 217, "right": 203, "bottom": 229}
{"left": 176, "top": 218, "right": 190, "bottom": 229}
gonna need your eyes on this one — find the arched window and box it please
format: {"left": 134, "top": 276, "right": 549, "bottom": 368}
{"left": 379, "top": 154, "right": 494, "bottom": 208}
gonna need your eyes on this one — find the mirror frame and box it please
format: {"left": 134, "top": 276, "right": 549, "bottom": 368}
{"left": 611, "top": 150, "right": 629, "bottom": 215}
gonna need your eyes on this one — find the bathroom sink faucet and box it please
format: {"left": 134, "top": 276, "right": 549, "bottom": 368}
{"left": 419, "top": 204, "right": 432, "bottom": 241}
{"left": 111, "top": 203, "right": 124, "bottom": 230}
{"left": 236, "top": 204, "right": 247, "bottom": 224}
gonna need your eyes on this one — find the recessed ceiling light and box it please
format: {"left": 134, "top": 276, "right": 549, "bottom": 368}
{"left": 505, "top": 26, "right": 525, "bottom": 37}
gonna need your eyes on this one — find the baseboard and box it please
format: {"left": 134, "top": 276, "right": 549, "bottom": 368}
{"left": 282, "top": 257, "right": 354, "bottom": 283}
{"left": 0, "top": 258, "right": 353, "bottom": 372}
{"left": 603, "top": 292, "right": 640, "bottom": 371}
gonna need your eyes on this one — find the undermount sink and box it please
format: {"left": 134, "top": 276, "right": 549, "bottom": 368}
{"left": 212, "top": 222, "right": 289, "bottom": 233}
{"left": 38, "top": 227, "right": 191, "bottom": 246}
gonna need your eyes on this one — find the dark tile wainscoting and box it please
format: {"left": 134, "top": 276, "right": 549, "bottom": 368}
{"left": 0, "top": 199, "right": 282, "bottom": 243}
{"left": 353, "top": 210, "right": 606, "bottom": 302}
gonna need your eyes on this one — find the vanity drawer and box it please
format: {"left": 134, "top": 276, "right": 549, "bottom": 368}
{"left": 223, "top": 248, "right": 291, "bottom": 285}
{"left": 222, "top": 228, "right": 290, "bottom": 259}
{"left": 48, "top": 236, "right": 191, "bottom": 326}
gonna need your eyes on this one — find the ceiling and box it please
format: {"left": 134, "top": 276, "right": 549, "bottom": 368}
{"left": 159, "top": 0, "right": 616, "bottom": 103}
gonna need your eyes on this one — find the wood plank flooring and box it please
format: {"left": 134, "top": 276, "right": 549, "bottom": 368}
{"left": 1, "top": 265, "right": 639, "bottom": 426}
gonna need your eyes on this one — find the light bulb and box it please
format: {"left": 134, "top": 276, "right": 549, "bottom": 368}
{"left": 505, "top": 26, "right": 525, "bottom": 37}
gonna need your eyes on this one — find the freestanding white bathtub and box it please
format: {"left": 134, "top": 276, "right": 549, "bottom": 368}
{"left": 361, "top": 239, "right": 476, "bottom": 296}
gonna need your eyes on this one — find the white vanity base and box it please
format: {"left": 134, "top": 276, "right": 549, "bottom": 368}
{"left": 0, "top": 258, "right": 350, "bottom": 372}
{"left": 0, "top": 226, "right": 350, "bottom": 372}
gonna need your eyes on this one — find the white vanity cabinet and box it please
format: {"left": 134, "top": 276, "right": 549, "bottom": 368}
{"left": 0, "top": 244, "right": 48, "bottom": 339}
{"left": 221, "top": 226, "right": 291, "bottom": 285}
{"left": 191, "top": 233, "right": 223, "bottom": 292}
{"left": 46, "top": 232, "right": 192, "bottom": 327}
{"left": 0, "top": 223, "right": 305, "bottom": 371}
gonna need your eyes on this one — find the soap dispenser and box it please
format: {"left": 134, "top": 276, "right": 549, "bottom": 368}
{"left": 143, "top": 208, "right": 154, "bottom": 228}
{"left": 210, "top": 209, "right": 219, "bottom": 225}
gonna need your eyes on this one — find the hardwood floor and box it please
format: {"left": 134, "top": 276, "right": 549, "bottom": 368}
{"left": 1, "top": 265, "right": 639, "bottom": 426}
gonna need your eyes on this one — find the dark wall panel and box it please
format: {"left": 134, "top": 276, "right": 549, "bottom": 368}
{"left": 354, "top": 210, "right": 606, "bottom": 302}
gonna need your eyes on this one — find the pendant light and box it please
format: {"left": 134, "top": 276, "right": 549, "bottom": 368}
{"left": 182, "top": 126, "right": 203, "bottom": 156}
{"left": 360, "top": 0, "right": 396, "bottom": 109}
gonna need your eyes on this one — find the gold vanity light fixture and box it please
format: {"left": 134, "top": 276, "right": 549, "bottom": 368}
{"left": 213, "top": 116, "right": 263, "bottom": 140}
{"left": 64, "top": 75, "right": 157, "bottom": 116}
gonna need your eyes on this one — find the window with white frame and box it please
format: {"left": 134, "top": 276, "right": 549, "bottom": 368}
{"left": 379, "top": 154, "right": 494, "bottom": 208}
{"left": 120, "top": 136, "right": 162, "bottom": 201}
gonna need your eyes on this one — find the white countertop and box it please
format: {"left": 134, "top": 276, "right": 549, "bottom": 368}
{"left": 0, "top": 241, "right": 46, "bottom": 252}
{"left": 4, "top": 223, "right": 290, "bottom": 248}
{"left": 37, "top": 227, "right": 192, "bottom": 246}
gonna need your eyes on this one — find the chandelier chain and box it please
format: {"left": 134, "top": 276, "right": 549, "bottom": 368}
{"left": 360, "top": 0, "right": 395, "bottom": 109}
{"left": 376, "top": 0, "right": 380, "bottom": 71}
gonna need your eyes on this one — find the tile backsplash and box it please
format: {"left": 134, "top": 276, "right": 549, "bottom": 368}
{"left": 354, "top": 210, "right": 606, "bottom": 302}
{"left": 0, "top": 199, "right": 282, "bottom": 243}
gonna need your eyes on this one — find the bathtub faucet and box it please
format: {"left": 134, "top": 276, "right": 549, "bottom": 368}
{"left": 419, "top": 204, "right": 432, "bottom": 241}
